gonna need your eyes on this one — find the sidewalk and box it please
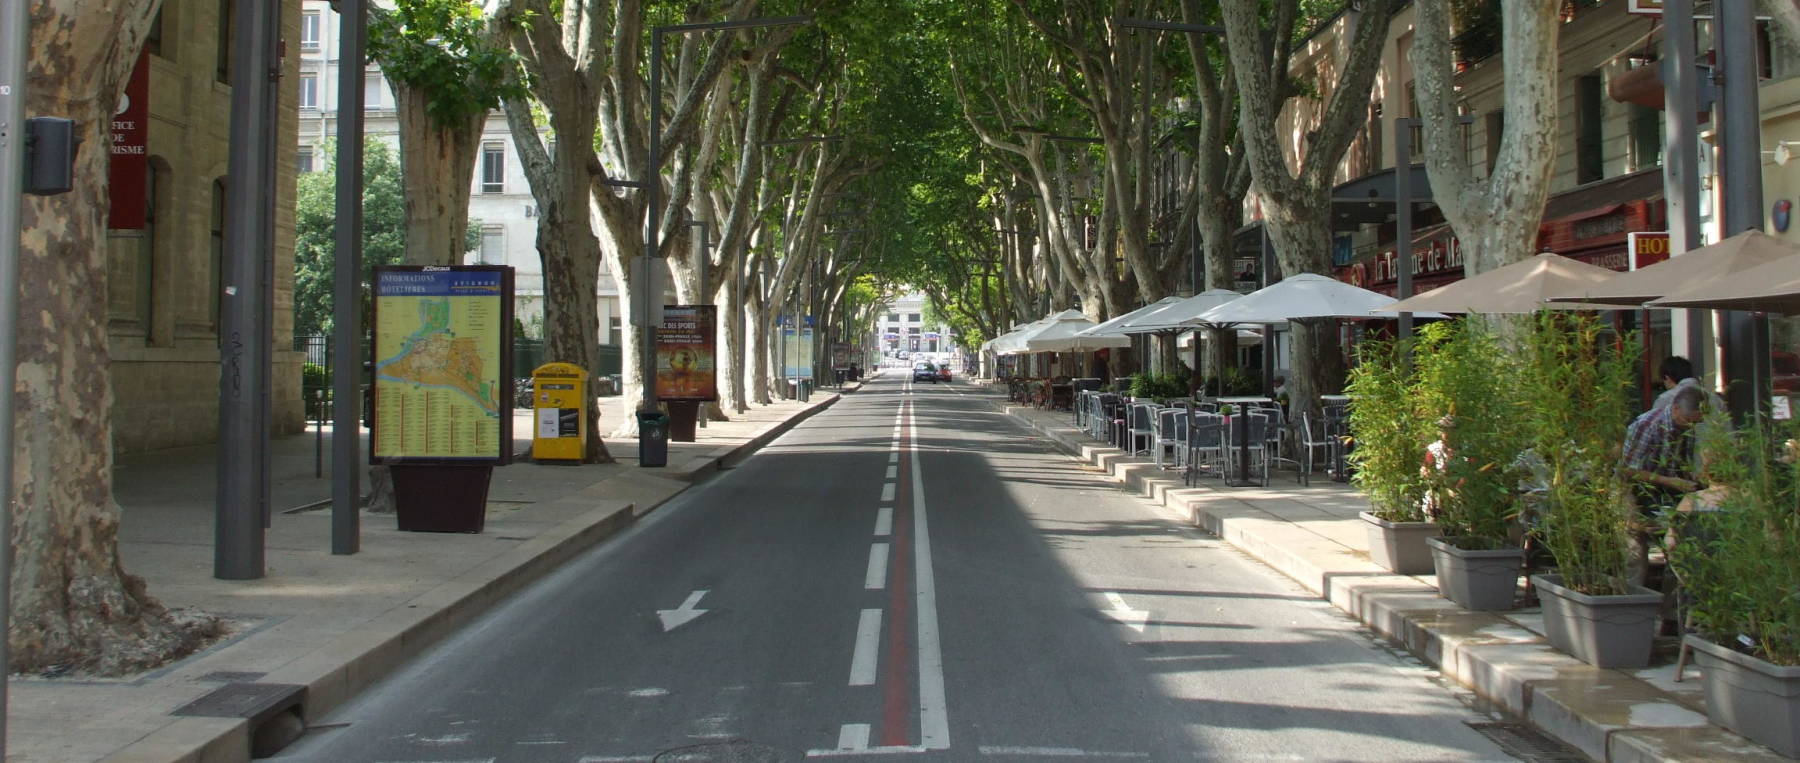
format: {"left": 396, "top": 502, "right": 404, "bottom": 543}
{"left": 981, "top": 385, "right": 1788, "bottom": 763}
{"left": 8, "top": 379, "right": 869, "bottom": 763}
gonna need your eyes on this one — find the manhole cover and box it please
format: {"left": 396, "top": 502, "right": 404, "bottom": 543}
{"left": 1465, "top": 721, "right": 1587, "bottom": 762}
{"left": 654, "top": 741, "right": 786, "bottom": 762}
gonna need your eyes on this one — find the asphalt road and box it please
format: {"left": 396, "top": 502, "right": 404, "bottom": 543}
{"left": 278, "top": 374, "right": 1517, "bottom": 762}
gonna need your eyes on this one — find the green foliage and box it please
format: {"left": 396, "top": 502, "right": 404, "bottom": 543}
{"left": 1201, "top": 367, "right": 1260, "bottom": 397}
{"left": 1414, "top": 320, "right": 1527, "bottom": 547}
{"left": 1346, "top": 337, "right": 1429, "bottom": 521}
{"left": 1519, "top": 313, "right": 1640, "bottom": 593}
{"left": 294, "top": 140, "right": 477, "bottom": 339}
{"left": 367, "top": 0, "right": 528, "bottom": 128}
{"left": 1670, "top": 417, "right": 1800, "bottom": 665}
{"left": 1129, "top": 372, "right": 1188, "bottom": 400}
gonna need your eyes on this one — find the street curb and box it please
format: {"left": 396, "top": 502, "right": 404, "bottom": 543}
{"left": 100, "top": 393, "right": 848, "bottom": 763}
{"left": 986, "top": 395, "right": 1787, "bottom": 763}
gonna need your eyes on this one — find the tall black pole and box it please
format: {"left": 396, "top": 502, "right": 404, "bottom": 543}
{"left": 332, "top": 0, "right": 367, "bottom": 554}
{"left": 1661, "top": 0, "right": 1707, "bottom": 366}
{"left": 638, "top": 29, "right": 665, "bottom": 438}
{"left": 0, "top": 0, "right": 28, "bottom": 746}
{"left": 1717, "top": 0, "right": 1769, "bottom": 421}
{"left": 217, "top": 0, "right": 280, "bottom": 580}
{"left": 1396, "top": 118, "right": 1416, "bottom": 343}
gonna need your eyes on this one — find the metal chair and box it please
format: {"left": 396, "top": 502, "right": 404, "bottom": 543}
{"left": 1155, "top": 408, "right": 1186, "bottom": 468}
{"left": 1128, "top": 402, "right": 1158, "bottom": 456}
{"left": 1296, "top": 410, "right": 1333, "bottom": 481}
{"left": 1185, "top": 412, "right": 1226, "bottom": 485}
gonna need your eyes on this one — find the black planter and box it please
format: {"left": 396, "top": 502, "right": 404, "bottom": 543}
{"left": 1426, "top": 536, "right": 1523, "bottom": 611}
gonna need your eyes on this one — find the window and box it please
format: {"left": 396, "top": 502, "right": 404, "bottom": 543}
{"left": 296, "top": 147, "right": 313, "bottom": 174}
{"left": 298, "top": 73, "right": 317, "bottom": 109}
{"left": 1575, "top": 73, "right": 1605, "bottom": 184}
{"left": 364, "top": 72, "right": 383, "bottom": 108}
{"left": 907, "top": 313, "right": 920, "bottom": 322}
{"left": 887, "top": 313, "right": 899, "bottom": 322}
{"left": 146, "top": 8, "right": 165, "bottom": 58}
{"left": 907, "top": 327, "right": 920, "bottom": 334}
{"left": 216, "top": 0, "right": 234, "bottom": 84}
{"left": 608, "top": 317, "right": 622, "bottom": 346}
{"left": 1484, "top": 110, "right": 1505, "bottom": 176}
{"left": 481, "top": 143, "right": 505, "bottom": 193}
{"left": 479, "top": 227, "right": 505, "bottom": 265}
{"left": 301, "top": 11, "right": 321, "bottom": 50}
{"left": 1629, "top": 103, "right": 1663, "bottom": 173}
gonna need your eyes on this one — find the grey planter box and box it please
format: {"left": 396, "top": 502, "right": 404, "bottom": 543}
{"left": 1360, "top": 511, "right": 1438, "bottom": 575}
{"left": 1532, "top": 574, "right": 1662, "bottom": 668}
{"left": 1426, "top": 536, "right": 1523, "bottom": 611}
{"left": 1687, "top": 635, "right": 1800, "bottom": 758}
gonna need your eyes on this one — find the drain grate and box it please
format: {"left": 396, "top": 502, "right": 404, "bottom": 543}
{"left": 196, "top": 671, "right": 267, "bottom": 684}
{"left": 1465, "top": 721, "right": 1588, "bottom": 763}
{"left": 653, "top": 740, "right": 786, "bottom": 762}
{"left": 172, "top": 682, "right": 303, "bottom": 724}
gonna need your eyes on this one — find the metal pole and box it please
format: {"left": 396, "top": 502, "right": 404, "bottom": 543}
{"left": 639, "top": 29, "right": 665, "bottom": 442}
{"left": 258, "top": 0, "right": 280, "bottom": 532}
{"left": 1661, "top": 0, "right": 1707, "bottom": 366}
{"left": 1396, "top": 118, "right": 1415, "bottom": 342}
{"left": 0, "top": 0, "right": 30, "bottom": 748}
{"left": 1260, "top": 224, "right": 1274, "bottom": 395}
{"left": 331, "top": 0, "right": 367, "bottom": 554}
{"left": 1717, "top": 0, "right": 1768, "bottom": 421}
{"left": 217, "top": 0, "right": 279, "bottom": 579}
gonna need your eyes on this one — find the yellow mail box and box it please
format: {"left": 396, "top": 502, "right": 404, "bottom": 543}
{"left": 531, "top": 362, "right": 588, "bottom": 462}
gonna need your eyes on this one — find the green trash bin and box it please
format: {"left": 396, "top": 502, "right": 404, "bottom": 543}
{"left": 638, "top": 411, "right": 669, "bottom": 467}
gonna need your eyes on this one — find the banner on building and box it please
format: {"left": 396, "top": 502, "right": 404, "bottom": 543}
{"left": 108, "top": 50, "right": 151, "bottom": 230}
{"left": 655, "top": 305, "right": 717, "bottom": 401}
{"left": 370, "top": 266, "right": 515, "bottom": 464}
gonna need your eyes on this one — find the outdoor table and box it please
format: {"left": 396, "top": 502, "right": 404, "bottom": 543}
{"left": 1321, "top": 403, "right": 1352, "bottom": 483}
{"left": 1216, "top": 396, "right": 1273, "bottom": 408}
{"left": 1321, "top": 394, "right": 1351, "bottom": 405}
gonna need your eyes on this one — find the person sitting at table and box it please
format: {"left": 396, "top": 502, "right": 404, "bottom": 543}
{"left": 1623, "top": 385, "right": 1706, "bottom": 586}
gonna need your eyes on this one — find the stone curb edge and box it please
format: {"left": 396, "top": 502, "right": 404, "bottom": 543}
{"left": 985, "top": 395, "right": 1784, "bottom": 763}
{"left": 100, "top": 390, "right": 850, "bottom": 763}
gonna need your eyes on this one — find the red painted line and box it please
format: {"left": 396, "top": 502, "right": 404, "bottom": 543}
{"left": 880, "top": 399, "right": 915, "bottom": 748}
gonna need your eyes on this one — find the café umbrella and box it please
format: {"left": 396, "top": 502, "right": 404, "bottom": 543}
{"left": 1383, "top": 252, "right": 1619, "bottom": 314}
{"left": 1553, "top": 230, "right": 1797, "bottom": 307}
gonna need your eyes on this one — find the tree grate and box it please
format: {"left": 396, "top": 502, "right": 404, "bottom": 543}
{"left": 1464, "top": 721, "right": 1589, "bottom": 763}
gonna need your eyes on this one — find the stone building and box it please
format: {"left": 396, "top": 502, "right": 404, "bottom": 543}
{"left": 106, "top": 0, "right": 306, "bottom": 452}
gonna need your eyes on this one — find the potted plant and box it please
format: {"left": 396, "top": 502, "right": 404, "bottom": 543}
{"left": 1347, "top": 336, "right": 1436, "bottom": 574}
{"left": 1413, "top": 320, "right": 1527, "bottom": 611}
{"left": 1519, "top": 313, "right": 1662, "bottom": 668}
{"left": 1667, "top": 417, "right": 1800, "bottom": 756}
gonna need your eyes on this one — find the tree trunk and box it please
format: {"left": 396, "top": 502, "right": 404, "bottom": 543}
{"left": 394, "top": 83, "right": 483, "bottom": 266}
{"left": 11, "top": 0, "right": 221, "bottom": 676}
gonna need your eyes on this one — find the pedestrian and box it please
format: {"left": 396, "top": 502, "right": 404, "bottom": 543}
{"left": 1420, "top": 414, "right": 1459, "bottom": 521}
{"left": 1622, "top": 385, "right": 1706, "bottom": 586}
{"left": 1651, "top": 356, "right": 1724, "bottom": 413}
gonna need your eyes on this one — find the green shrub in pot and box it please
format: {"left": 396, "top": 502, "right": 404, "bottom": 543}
{"left": 1346, "top": 336, "right": 1429, "bottom": 522}
{"left": 1411, "top": 319, "right": 1525, "bottom": 548}
{"left": 1518, "top": 313, "right": 1640, "bottom": 594}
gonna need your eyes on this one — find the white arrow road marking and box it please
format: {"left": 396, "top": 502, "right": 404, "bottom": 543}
{"left": 656, "top": 590, "right": 709, "bottom": 631}
{"left": 1101, "top": 592, "right": 1149, "bottom": 633}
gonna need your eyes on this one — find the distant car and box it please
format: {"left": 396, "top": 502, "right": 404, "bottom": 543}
{"left": 912, "top": 362, "right": 939, "bottom": 383}
{"left": 937, "top": 364, "right": 951, "bottom": 382}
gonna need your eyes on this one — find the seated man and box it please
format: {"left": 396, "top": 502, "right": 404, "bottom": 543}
{"left": 1622, "top": 385, "right": 1706, "bottom": 586}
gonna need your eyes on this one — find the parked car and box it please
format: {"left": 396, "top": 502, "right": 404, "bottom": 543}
{"left": 937, "top": 364, "right": 952, "bottom": 382}
{"left": 912, "top": 362, "right": 939, "bottom": 383}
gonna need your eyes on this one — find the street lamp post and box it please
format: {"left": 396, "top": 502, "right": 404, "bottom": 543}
{"left": 0, "top": 0, "right": 28, "bottom": 748}
{"left": 685, "top": 218, "right": 711, "bottom": 427}
{"left": 639, "top": 15, "right": 810, "bottom": 463}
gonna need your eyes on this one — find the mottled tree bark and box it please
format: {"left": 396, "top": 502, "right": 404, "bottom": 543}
{"left": 11, "top": 0, "right": 221, "bottom": 676}
{"left": 393, "top": 84, "right": 484, "bottom": 267}
{"left": 1413, "top": 1, "right": 1560, "bottom": 275}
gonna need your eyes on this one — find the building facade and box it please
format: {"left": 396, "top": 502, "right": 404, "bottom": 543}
{"left": 106, "top": 0, "right": 306, "bottom": 452}
{"left": 876, "top": 292, "right": 956, "bottom": 357}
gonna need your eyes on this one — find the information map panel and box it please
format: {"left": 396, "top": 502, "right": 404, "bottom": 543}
{"left": 371, "top": 266, "right": 513, "bottom": 464}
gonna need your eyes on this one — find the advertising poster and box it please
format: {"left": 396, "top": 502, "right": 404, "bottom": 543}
{"left": 798, "top": 325, "right": 815, "bottom": 381}
{"left": 371, "top": 266, "right": 514, "bottom": 464}
{"left": 656, "top": 305, "right": 717, "bottom": 401}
